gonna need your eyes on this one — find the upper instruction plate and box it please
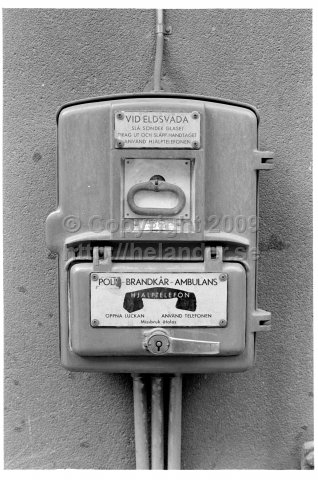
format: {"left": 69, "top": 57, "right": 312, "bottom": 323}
{"left": 114, "top": 111, "right": 201, "bottom": 149}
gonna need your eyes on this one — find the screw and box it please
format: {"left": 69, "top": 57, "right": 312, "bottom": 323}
{"left": 116, "top": 140, "right": 124, "bottom": 148}
{"left": 116, "top": 112, "right": 124, "bottom": 120}
{"left": 165, "top": 25, "right": 172, "bottom": 34}
{"left": 192, "top": 111, "right": 199, "bottom": 119}
{"left": 91, "top": 273, "right": 99, "bottom": 281}
{"left": 91, "top": 319, "right": 100, "bottom": 327}
{"left": 192, "top": 141, "right": 200, "bottom": 149}
{"left": 219, "top": 319, "right": 227, "bottom": 327}
{"left": 219, "top": 273, "right": 227, "bottom": 281}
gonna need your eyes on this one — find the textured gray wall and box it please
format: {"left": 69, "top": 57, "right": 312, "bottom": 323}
{"left": 3, "top": 9, "right": 312, "bottom": 469}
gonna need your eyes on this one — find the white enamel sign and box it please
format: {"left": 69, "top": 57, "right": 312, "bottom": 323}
{"left": 91, "top": 272, "right": 227, "bottom": 327}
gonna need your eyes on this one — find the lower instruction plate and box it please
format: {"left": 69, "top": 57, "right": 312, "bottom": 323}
{"left": 90, "top": 272, "right": 227, "bottom": 327}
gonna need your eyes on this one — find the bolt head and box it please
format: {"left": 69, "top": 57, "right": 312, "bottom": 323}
{"left": 192, "top": 141, "right": 200, "bottom": 149}
{"left": 116, "top": 112, "right": 124, "bottom": 120}
{"left": 91, "top": 273, "right": 99, "bottom": 281}
{"left": 219, "top": 273, "right": 227, "bottom": 282}
{"left": 219, "top": 319, "right": 227, "bottom": 327}
{"left": 91, "top": 319, "right": 100, "bottom": 327}
{"left": 192, "top": 111, "right": 199, "bottom": 119}
{"left": 116, "top": 140, "right": 124, "bottom": 148}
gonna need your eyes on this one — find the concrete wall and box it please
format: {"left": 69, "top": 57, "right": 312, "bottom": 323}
{"left": 3, "top": 9, "right": 312, "bottom": 469}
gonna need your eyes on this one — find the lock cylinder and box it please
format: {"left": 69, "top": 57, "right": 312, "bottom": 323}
{"left": 146, "top": 332, "right": 170, "bottom": 355}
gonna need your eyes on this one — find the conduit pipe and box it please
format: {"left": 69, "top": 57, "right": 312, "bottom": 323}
{"left": 132, "top": 374, "right": 149, "bottom": 469}
{"left": 167, "top": 374, "right": 183, "bottom": 469}
{"left": 151, "top": 376, "right": 165, "bottom": 469}
{"left": 153, "top": 9, "right": 164, "bottom": 91}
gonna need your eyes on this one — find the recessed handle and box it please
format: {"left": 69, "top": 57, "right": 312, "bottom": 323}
{"left": 127, "top": 178, "right": 186, "bottom": 217}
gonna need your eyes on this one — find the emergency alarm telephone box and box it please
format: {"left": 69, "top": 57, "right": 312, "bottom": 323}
{"left": 46, "top": 93, "right": 273, "bottom": 373}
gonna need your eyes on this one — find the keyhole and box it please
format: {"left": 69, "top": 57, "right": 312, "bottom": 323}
{"left": 156, "top": 340, "right": 163, "bottom": 352}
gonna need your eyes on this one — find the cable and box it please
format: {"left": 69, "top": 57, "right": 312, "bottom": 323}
{"left": 132, "top": 374, "right": 150, "bottom": 469}
{"left": 153, "top": 9, "right": 164, "bottom": 92}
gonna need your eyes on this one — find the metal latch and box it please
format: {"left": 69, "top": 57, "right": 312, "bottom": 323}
{"left": 144, "top": 328, "right": 220, "bottom": 355}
